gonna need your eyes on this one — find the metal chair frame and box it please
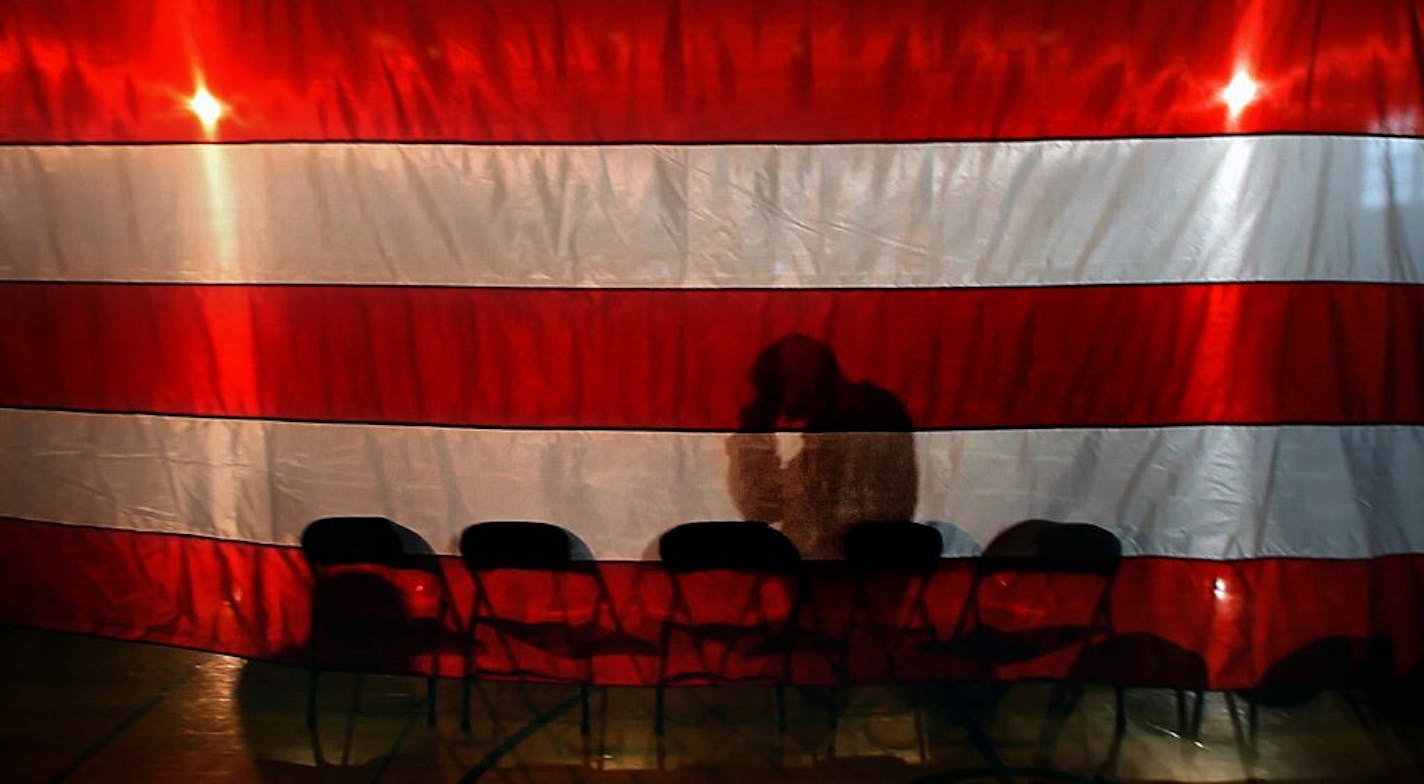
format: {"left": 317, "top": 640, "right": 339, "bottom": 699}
{"left": 301, "top": 516, "right": 458, "bottom": 729}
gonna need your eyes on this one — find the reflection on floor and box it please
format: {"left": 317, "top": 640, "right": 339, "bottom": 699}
{"left": 3, "top": 627, "right": 1422, "bottom": 783}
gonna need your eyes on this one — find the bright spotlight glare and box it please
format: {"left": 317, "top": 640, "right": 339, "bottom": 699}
{"left": 1221, "top": 71, "right": 1258, "bottom": 119}
{"left": 189, "top": 86, "right": 224, "bottom": 130}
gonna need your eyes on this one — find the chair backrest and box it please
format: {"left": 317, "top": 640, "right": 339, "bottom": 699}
{"left": 459, "top": 521, "right": 590, "bottom": 572}
{"left": 301, "top": 516, "right": 414, "bottom": 569}
{"left": 459, "top": 521, "right": 607, "bottom": 631}
{"left": 841, "top": 521, "right": 945, "bottom": 643}
{"left": 658, "top": 521, "right": 807, "bottom": 639}
{"left": 978, "top": 519, "right": 1122, "bottom": 577}
{"left": 843, "top": 520, "right": 944, "bottom": 573}
{"left": 300, "top": 517, "right": 451, "bottom": 659}
{"left": 658, "top": 521, "right": 801, "bottom": 574}
{"left": 309, "top": 571, "right": 411, "bottom": 634}
{"left": 958, "top": 519, "right": 1122, "bottom": 639}
{"left": 1069, "top": 633, "right": 1209, "bottom": 689}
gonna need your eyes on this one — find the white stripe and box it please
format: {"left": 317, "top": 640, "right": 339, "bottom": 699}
{"left": 2, "top": 137, "right": 1420, "bottom": 287}
{"left": 1, "top": 408, "right": 1419, "bottom": 560}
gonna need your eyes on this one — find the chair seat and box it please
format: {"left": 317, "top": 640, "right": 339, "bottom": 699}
{"left": 1068, "top": 633, "right": 1208, "bottom": 689}
{"left": 921, "top": 624, "right": 1097, "bottom": 668}
{"left": 749, "top": 627, "right": 845, "bottom": 655}
{"left": 665, "top": 618, "right": 782, "bottom": 638}
{"left": 579, "top": 627, "right": 660, "bottom": 655}
{"left": 312, "top": 618, "right": 464, "bottom": 665}
{"left": 846, "top": 619, "right": 939, "bottom": 641}
{"left": 474, "top": 618, "right": 657, "bottom": 657}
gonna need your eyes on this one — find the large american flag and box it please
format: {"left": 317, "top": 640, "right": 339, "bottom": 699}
{"left": 1, "top": 0, "right": 1421, "bottom": 687}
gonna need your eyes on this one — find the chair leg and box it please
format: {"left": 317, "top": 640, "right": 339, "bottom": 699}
{"left": 1046, "top": 681, "right": 1082, "bottom": 718}
{"left": 580, "top": 683, "right": 591, "bottom": 736}
{"left": 307, "top": 668, "right": 319, "bottom": 728}
{"left": 655, "top": 685, "right": 666, "bottom": 736}
{"left": 426, "top": 674, "right": 437, "bottom": 726}
{"left": 1113, "top": 685, "right": 1127, "bottom": 737}
{"left": 775, "top": 684, "right": 787, "bottom": 733}
{"left": 1038, "top": 682, "right": 1077, "bottom": 763}
{"left": 1224, "top": 691, "right": 1251, "bottom": 770}
{"left": 460, "top": 676, "right": 472, "bottom": 732}
{"left": 1230, "top": 697, "right": 1260, "bottom": 771}
{"left": 943, "top": 684, "right": 1007, "bottom": 777}
{"left": 1342, "top": 689, "right": 1375, "bottom": 732}
{"left": 1190, "top": 690, "right": 1205, "bottom": 742}
{"left": 913, "top": 699, "right": 928, "bottom": 765}
{"left": 827, "top": 685, "right": 838, "bottom": 730}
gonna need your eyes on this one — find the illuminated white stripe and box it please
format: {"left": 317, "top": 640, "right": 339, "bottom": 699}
{"left": 1, "top": 136, "right": 1420, "bottom": 287}
{"left": 1, "top": 408, "right": 1419, "bottom": 560}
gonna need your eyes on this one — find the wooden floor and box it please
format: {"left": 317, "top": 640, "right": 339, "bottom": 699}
{"left": 3, "top": 626, "right": 1422, "bottom": 783}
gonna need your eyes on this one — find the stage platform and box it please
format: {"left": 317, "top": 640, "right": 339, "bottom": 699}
{"left": 4, "top": 626, "right": 1422, "bottom": 783}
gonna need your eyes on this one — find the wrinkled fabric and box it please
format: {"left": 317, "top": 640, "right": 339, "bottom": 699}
{"left": 3, "top": 409, "right": 1423, "bottom": 560}
{"left": 2, "top": 0, "right": 1420, "bottom": 143}
{"left": 1, "top": 518, "right": 1420, "bottom": 689}
{"left": 1, "top": 0, "right": 1422, "bottom": 688}
{"left": 1, "top": 139, "right": 1419, "bottom": 287}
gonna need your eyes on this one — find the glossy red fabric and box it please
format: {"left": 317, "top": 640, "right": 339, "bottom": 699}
{"left": 2, "top": 0, "right": 1420, "bottom": 143}
{"left": 1, "top": 518, "right": 1419, "bottom": 689}
{"left": 3, "top": 281, "right": 1422, "bottom": 429}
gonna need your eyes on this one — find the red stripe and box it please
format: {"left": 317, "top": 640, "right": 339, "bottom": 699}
{"left": 0, "top": 518, "right": 1418, "bottom": 688}
{"left": 3, "top": 282, "right": 1422, "bottom": 429}
{"left": 2, "top": 0, "right": 1419, "bottom": 143}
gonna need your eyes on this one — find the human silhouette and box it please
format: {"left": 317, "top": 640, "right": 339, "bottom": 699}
{"left": 725, "top": 334, "right": 917, "bottom": 558}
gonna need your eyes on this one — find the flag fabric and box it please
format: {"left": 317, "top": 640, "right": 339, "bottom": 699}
{"left": 1, "top": 0, "right": 1422, "bottom": 687}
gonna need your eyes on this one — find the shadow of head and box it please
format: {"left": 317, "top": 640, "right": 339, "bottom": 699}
{"left": 749, "top": 333, "right": 843, "bottom": 421}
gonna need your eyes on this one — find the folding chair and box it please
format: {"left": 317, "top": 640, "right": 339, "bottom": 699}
{"left": 654, "top": 521, "right": 816, "bottom": 736}
{"left": 836, "top": 520, "right": 947, "bottom": 754}
{"left": 937, "top": 520, "right": 1121, "bottom": 671}
{"left": 300, "top": 516, "right": 457, "bottom": 728}
{"left": 842, "top": 520, "right": 946, "bottom": 680}
{"left": 458, "top": 521, "right": 647, "bottom": 735}
{"left": 912, "top": 520, "right": 1123, "bottom": 783}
